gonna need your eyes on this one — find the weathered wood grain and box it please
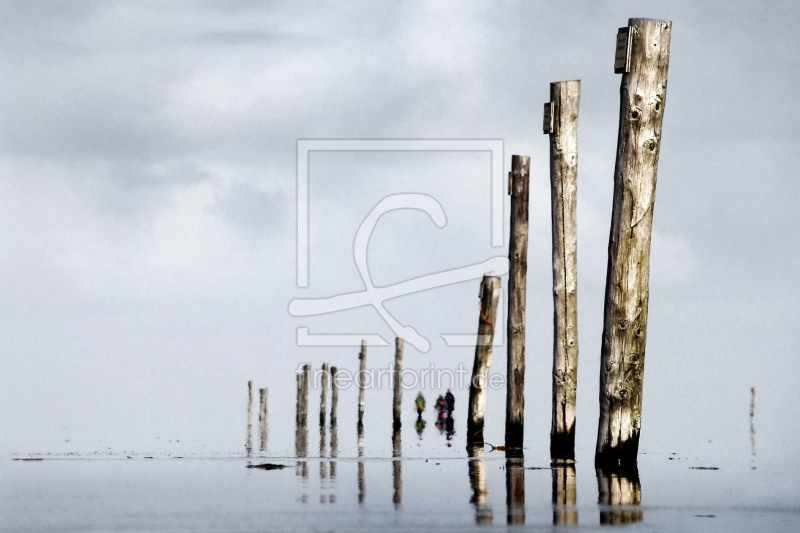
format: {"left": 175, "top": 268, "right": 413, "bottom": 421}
{"left": 505, "top": 155, "right": 530, "bottom": 450}
{"left": 596, "top": 18, "right": 672, "bottom": 467}
{"left": 549, "top": 80, "right": 581, "bottom": 462}
{"left": 467, "top": 275, "right": 501, "bottom": 445}
{"left": 392, "top": 337, "right": 404, "bottom": 430}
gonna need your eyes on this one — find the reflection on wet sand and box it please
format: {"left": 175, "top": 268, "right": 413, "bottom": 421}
{"left": 357, "top": 425, "right": 365, "bottom": 505}
{"left": 505, "top": 452, "right": 525, "bottom": 524}
{"left": 596, "top": 466, "right": 642, "bottom": 525}
{"left": 468, "top": 445, "right": 493, "bottom": 524}
{"left": 552, "top": 463, "right": 577, "bottom": 525}
{"left": 392, "top": 428, "right": 402, "bottom": 508}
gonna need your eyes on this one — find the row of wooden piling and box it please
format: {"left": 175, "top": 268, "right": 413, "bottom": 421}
{"left": 253, "top": 17, "right": 670, "bottom": 469}
{"left": 466, "top": 17, "right": 672, "bottom": 467}
{"left": 283, "top": 367, "right": 639, "bottom": 523}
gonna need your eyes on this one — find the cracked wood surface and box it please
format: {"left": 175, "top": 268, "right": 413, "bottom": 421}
{"left": 596, "top": 18, "right": 671, "bottom": 467}
{"left": 549, "top": 80, "right": 580, "bottom": 462}
{"left": 505, "top": 155, "right": 530, "bottom": 449}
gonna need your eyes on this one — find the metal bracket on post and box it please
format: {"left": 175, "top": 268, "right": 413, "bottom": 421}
{"left": 614, "top": 26, "right": 632, "bottom": 73}
{"left": 542, "top": 102, "right": 554, "bottom": 134}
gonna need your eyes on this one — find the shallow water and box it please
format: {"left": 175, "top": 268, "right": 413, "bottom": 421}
{"left": 3, "top": 450, "right": 799, "bottom": 532}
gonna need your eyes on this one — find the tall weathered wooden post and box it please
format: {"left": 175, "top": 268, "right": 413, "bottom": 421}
{"left": 467, "top": 275, "right": 502, "bottom": 446}
{"left": 357, "top": 340, "right": 367, "bottom": 430}
{"left": 596, "top": 18, "right": 672, "bottom": 467}
{"left": 546, "top": 80, "right": 581, "bottom": 462}
{"left": 392, "top": 337, "right": 404, "bottom": 430}
{"left": 505, "top": 155, "right": 530, "bottom": 450}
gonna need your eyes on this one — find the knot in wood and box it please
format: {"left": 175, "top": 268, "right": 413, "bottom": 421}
{"left": 629, "top": 106, "right": 642, "bottom": 122}
{"left": 643, "top": 138, "right": 659, "bottom": 154}
{"left": 633, "top": 324, "right": 644, "bottom": 337}
{"left": 617, "top": 318, "right": 630, "bottom": 331}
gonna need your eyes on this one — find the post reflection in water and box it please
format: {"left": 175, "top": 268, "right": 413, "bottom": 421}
{"left": 467, "top": 445, "right": 493, "bottom": 524}
{"left": 392, "top": 428, "right": 402, "bottom": 508}
{"left": 596, "top": 466, "right": 642, "bottom": 525}
{"left": 357, "top": 424, "right": 365, "bottom": 505}
{"left": 505, "top": 452, "right": 525, "bottom": 524}
{"left": 551, "top": 463, "right": 577, "bottom": 525}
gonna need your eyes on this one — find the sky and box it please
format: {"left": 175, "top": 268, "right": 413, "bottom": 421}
{"left": 1, "top": 0, "right": 799, "bottom": 464}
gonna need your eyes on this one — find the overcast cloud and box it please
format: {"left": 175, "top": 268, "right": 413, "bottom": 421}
{"left": 1, "top": 1, "right": 799, "bottom": 462}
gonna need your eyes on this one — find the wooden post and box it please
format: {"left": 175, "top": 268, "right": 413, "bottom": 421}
{"left": 357, "top": 340, "right": 367, "bottom": 429}
{"left": 330, "top": 367, "right": 338, "bottom": 480}
{"left": 547, "top": 80, "right": 581, "bottom": 462}
{"left": 302, "top": 364, "right": 310, "bottom": 426}
{"left": 320, "top": 363, "right": 329, "bottom": 428}
{"left": 295, "top": 370, "right": 303, "bottom": 427}
{"left": 331, "top": 366, "right": 339, "bottom": 428}
{"left": 505, "top": 456, "right": 525, "bottom": 524}
{"left": 295, "top": 364, "right": 309, "bottom": 458}
{"left": 246, "top": 380, "right": 253, "bottom": 454}
{"left": 467, "top": 276, "right": 501, "bottom": 446}
{"left": 750, "top": 387, "right": 757, "bottom": 457}
{"left": 259, "top": 388, "right": 268, "bottom": 451}
{"left": 596, "top": 18, "right": 672, "bottom": 467}
{"left": 552, "top": 464, "right": 578, "bottom": 525}
{"left": 505, "top": 155, "right": 530, "bottom": 450}
{"left": 392, "top": 337, "right": 404, "bottom": 430}
{"left": 596, "top": 466, "right": 642, "bottom": 524}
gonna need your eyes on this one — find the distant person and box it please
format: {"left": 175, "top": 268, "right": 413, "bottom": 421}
{"left": 415, "top": 392, "right": 426, "bottom": 416}
{"left": 435, "top": 395, "right": 447, "bottom": 420}
{"left": 445, "top": 389, "right": 455, "bottom": 415}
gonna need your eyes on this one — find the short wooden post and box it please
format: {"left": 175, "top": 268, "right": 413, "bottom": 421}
{"left": 246, "top": 380, "right": 253, "bottom": 453}
{"left": 392, "top": 338, "right": 404, "bottom": 430}
{"left": 302, "top": 364, "right": 310, "bottom": 426}
{"left": 750, "top": 387, "right": 757, "bottom": 457}
{"left": 295, "top": 370, "right": 303, "bottom": 427}
{"left": 505, "top": 456, "right": 525, "bottom": 524}
{"left": 295, "top": 365, "right": 309, "bottom": 458}
{"left": 259, "top": 388, "right": 268, "bottom": 451}
{"left": 505, "top": 155, "right": 530, "bottom": 450}
{"left": 596, "top": 466, "right": 642, "bottom": 524}
{"left": 547, "top": 80, "right": 581, "bottom": 462}
{"left": 596, "top": 18, "right": 672, "bottom": 467}
{"left": 320, "top": 363, "right": 329, "bottom": 427}
{"left": 330, "top": 366, "right": 339, "bottom": 428}
{"left": 467, "top": 276, "right": 501, "bottom": 446}
{"left": 552, "top": 464, "right": 578, "bottom": 525}
{"left": 357, "top": 340, "right": 367, "bottom": 429}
